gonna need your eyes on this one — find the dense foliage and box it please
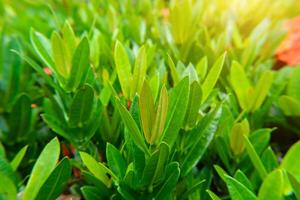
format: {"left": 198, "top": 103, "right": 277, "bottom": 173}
{"left": 1, "top": 0, "right": 300, "bottom": 199}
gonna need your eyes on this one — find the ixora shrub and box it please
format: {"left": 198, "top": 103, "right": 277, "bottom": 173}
{"left": 1, "top": 0, "right": 300, "bottom": 199}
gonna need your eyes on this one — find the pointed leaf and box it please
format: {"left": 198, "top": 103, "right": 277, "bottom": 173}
{"left": 23, "top": 138, "right": 60, "bottom": 200}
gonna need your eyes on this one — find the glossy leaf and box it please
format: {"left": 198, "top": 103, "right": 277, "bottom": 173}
{"left": 225, "top": 176, "right": 256, "bottom": 200}
{"left": 281, "top": 141, "right": 300, "bottom": 182}
{"left": 202, "top": 53, "right": 226, "bottom": 103}
{"left": 250, "top": 70, "right": 273, "bottom": 112}
{"left": 151, "top": 86, "right": 168, "bottom": 144}
{"left": 154, "top": 162, "right": 180, "bottom": 200}
{"left": 243, "top": 135, "right": 267, "bottom": 179}
{"left": 181, "top": 105, "right": 222, "bottom": 176}
{"left": 35, "top": 157, "right": 71, "bottom": 200}
{"left": 106, "top": 143, "right": 126, "bottom": 180}
{"left": 80, "top": 152, "right": 111, "bottom": 187}
{"left": 51, "top": 31, "right": 71, "bottom": 78}
{"left": 184, "top": 81, "right": 202, "bottom": 129}
{"left": 139, "top": 81, "right": 155, "bottom": 143}
{"left": 10, "top": 145, "right": 28, "bottom": 171}
{"left": 163, "top": 77, "right": 189, "bottom": 147}
{"left": 23, "top": 138, "right": 60, "bottom": 200}
{"left": 115, "top": 98, "right": 149, "bottom": 155}
{"left": 114, "top": 41, "right": 132, "bottom": 98}
{"left": 30, "top": 29, "right": 55, "bottom": 71}
{"left": 66, "top": 37, "right": 90, "bottom": 91}
{"left": 258, "top": 169, "right": 284, "bottom": 200}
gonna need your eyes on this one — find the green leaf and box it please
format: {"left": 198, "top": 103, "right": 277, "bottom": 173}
{"left": 41, "top": 114, "right": 71, "bottom": 142}
{"left": 66, "top": 37, "right": 90, "bottom": 91}
{"left": 261, "top": 147, "right": 278, "bottom": 172}
{"left": 80, "top": 151, "right": 111, "bottom": 187}
{"left": 10, "top": 145, "right": 28, "bottom": 171}
{"left": 278, "top": 95, "right": 300, "bottom": 116}
{"left": 0, "top": 157, "right": 17, "bottom": 185}
{"left": 206, "top": 190, "right": 221, "bottom": 200}
{"left": 163, "top": 77, "right": 190, "bottom": 147}
{"left": 81, "top": 186, "right": 103, "bottom": 200}
{"left": 139, "top": 81, "right": 155, "bottom": 143}
{"left": 23, "top": 137, "right": 60, "bottom": 200}
{"left": 181, "top": 105, "right": 222, "bottom": 176}
{"left": 184, "top": 81, "right": 202, "bottom": 129}
{"left": 62, "top": 21, "right": 77, "bottom": 55}
{"left": 214, "top": 165, "right": 228, "bottom": 182}
{"left": 196, "top": 56, "right": 208, "bottom": 82}
{"left": 154, "top": 162, "right": 180, "bottom": 200}
{"left": 258, "top": 169, "right": 284, "bottom": 200}
{"left": 68, "top": 84, "right": 94, "bottom": 127}
{"left": 35, "top": 157, "right": 71, "bottom": 200}
{"left": 30, "top": 29, "right": 55, "bottom": 72}
{"left": 167, "top": 54, "right": 180, "bottom": 85}
{"left": 281, "top": 141, "right": 300, "bottom": 182}
{"left": 0, "top": 172, "right": 17, "bottom": 200}
{"left": 51, "top": 31, "right": 71, "bottom": 78}
{"left": 233, "top": 170, "right": 253, "bottom": 191}
{"left": 141, "top": 150, "right": 160, "bottom": 187}
{"left": 131, "top": 45, "right": 147, "bottom": 98}
{"left": 114, "top": 41, "right": 132, "bottom": 98}
{"left": 230, "top": 61, "right": 251, "bottom": 110}
{"left": 225, "top": 175, "right": 256, "bottom": 200}
{"left": 250, "top": 70, "right": 273, "bottom": 112}
{"left": 115, "top": 98, "right": 149, "bottom": 155}
{"left": 243, "top": 135, "right": 267, "bottom": 179}
{"left": 106, "top": 143, "right": 126, "bottom": 180}
{"left": 287, "top": 172, "right": 300, "bottom": 200}
{"left": 151, "top": 86, "right": 168, "bottom": 144}
{"left": 202, "top": 52, "right": 226, "bottom": 103}
{"left": 8, "top": 94, "right": 31, "bottom": 140}
{"left": 287, "top": 67, "right": 300, "bottom": 101}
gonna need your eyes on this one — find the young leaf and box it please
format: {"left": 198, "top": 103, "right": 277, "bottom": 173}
{"left": 0, "top": 172, "right": 17, "bottom": 200}
{"left": 30, "top": 29, "right": 55, "bottom": 71}
{"left": 35, "top": 157, "right": 71, "bottom": 200}
{"left": 281, "top": 141, "right": 300, "bottom": 182}
{"left": 23, "top": 137, "right": 60, "bottom": 200}
{"left": 80, "top": 152, "right": 111, "bottom": 187}
{"left": 10, "top": 145, "right": 28, "bottom": 171}
{"left": 250, "top": 70, "right": 273, "bottom": 112}
{"left": 131, "top": 45, "right": 147, "bottom": 98}
{"left": 151, "top": 86, "right": 168, "bottom": 144}
{"left": 258, "top": 169, "right": 284, "bottom": 200}
{"left": 106, "top": 143, "right": 127, "bottom": 180}
{"left": 287, "top": 172, "right": 300, "bottom": 200}
{"left": 115, "top": 98, "right": 150, "bottom": 155}
{"left": 163, "top": 77, "right": 189, "bottom": 147}
{"left": 278, "top": 95, "right": 300, "bottom": 116}
{"left": 51, "top": 31, "right": 71, "bottom": 78}
{"left": 184, "top": 81, "right": 202, "bottom": 129}
{"left": 139, "top": 81, "right": 155, "bottom": 143}
{"left": 243, "top": 135, "right": 267, "bottom": 179}
{"left": 230, "top": 119, "right": 249, "bottom": 156}
{"left": 68, "top": 84, "right": 94, "bottom": 127}
{"left": 206, "top": 190, "right": 221, "bottom": 200}
{"left": 202, "top": 52, "right": 226, "bottom": 103}
{"left": 230, "top": 61, "right": 251, "bottom": 110}
{"left": 233, "top": 170, "right": 253, "bottom": 191}
{"left": 196, "top": 56, "right": 208, "bottom": 82}
{"left": 225, "top": 176, "right": 256, "bottom": 200}
{"left": 114, "top": 41, "right": 132, "bottom": 98}
{"left": 66, "top": 37, "right": 90, "bottom": 91}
